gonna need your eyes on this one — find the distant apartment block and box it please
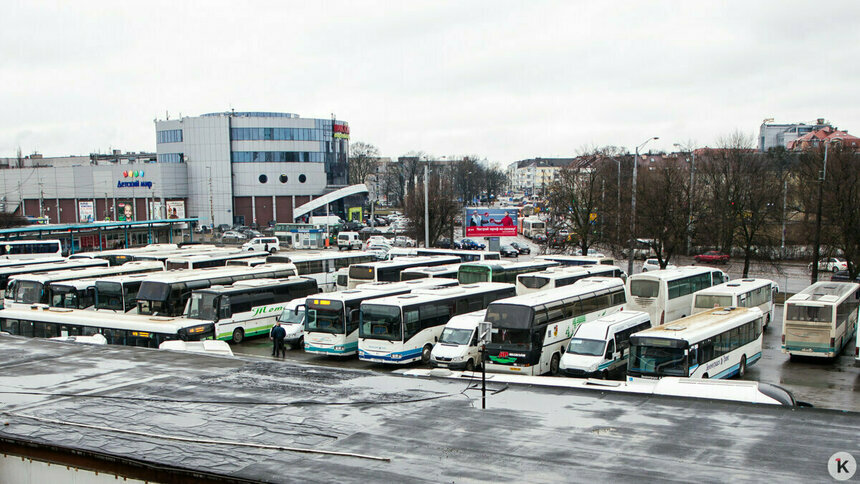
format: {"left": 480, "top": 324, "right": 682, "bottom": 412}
{"left": 759, "top": 118, "right": 832, "bottom": 152}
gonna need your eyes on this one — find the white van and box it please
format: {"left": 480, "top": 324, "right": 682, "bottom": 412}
{"left": 337, "top": 232, "right": 362, "bottom": 250}
{"left": 429, "top": 310, "right": 487, "bottom": 371}
{"left": 276, "top": 297, "right": 311, "bottom": 348}
{"left": 242, "top": 237, "right": 280, "bottom": 253}
{"left": 559, "top": 311, "right": 652, "bottom": 379}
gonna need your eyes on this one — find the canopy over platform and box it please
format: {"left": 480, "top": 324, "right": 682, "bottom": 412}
{"left": 293, "top": 184, "right": 367, "bottom": 221}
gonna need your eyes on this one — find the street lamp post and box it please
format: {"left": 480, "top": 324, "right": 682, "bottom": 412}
{"left": 811, "top": 139, "right": 839, "bottom": 283}
{"left": 628, "top": 137, "right": 659, "bottom": 276}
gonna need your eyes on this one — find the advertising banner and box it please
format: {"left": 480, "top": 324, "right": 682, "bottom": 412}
{"left": 149, "top": 201, "right": 164, "bottom": 220}
{"left": 78, "top": 201, "right": 94, "bottom": 223}
{"left": 465, "top": 207, "right": 518, "bottom": 237}
{"left": 166, "top": 200, "right": 185, "bottom": 219}
{"left": 117, "top": 201, "right": 134, "bottom": 221}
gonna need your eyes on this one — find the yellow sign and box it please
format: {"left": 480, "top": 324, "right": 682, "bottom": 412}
{"left": 132, "top": 331, "right": 151, "bottom": 337}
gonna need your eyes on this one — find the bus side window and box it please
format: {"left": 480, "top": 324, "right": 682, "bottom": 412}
{"left": 689, "top": 345, "right": 698, "bottom": 365}
{"left": 219, "top": 296, "right": 232, "bottom": 320}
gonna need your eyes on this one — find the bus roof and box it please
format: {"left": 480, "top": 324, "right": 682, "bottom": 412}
{"left": 460, "top": 260, "right": 558, "bottom": 270}
{"left": 271, "top": 250, "right": 376, "bottom": 263}
{"left": 628, "top": 265, "right": 721, "bottom": 281}
{"left": 8, "top": 260, "right": 161, "bottom": 284}
{"left": 400, "top": 263, "right": 462, "bottom": 274}
{"left": 138, "top": 263, "right": 296, "bottom": 284}
{"left": 0, "top": 257, "right": 65, "bottom": 268}
{"left": 0, "top": 259, "right": 108, "bottom": 278}
{"left": 489, "top": 277, "right": 624, "bottom": 307}
{"left": 192, "top": 277, "right": 317, "bottom": 295}
{"left": 312, "top": 279, "right": 459, "bottom": 303}
{"left": 518, "top": 264, "right": 621, "bottom": 278}
{"left": 362, "top": 283, "right": 514, "bottom": 307}
{"left": 165, "top": 251, "right": 269, "bottom": 263}
{"left": 695, "top": 278, "right": 774, "bottom": 296}
{"left": 574, "top": 310, "right": 651, "bottom": 339}
{"left": 354, "top": 256, "right": 461, "bottom": 269}
{"left": 787, "top": 281, "right": 860, "bottom": 304}
{"left": 634, "top": 306, "right": 762, "bottom": 342}
{"left": 0, "top": 307, "right": 205, "bottom": 332}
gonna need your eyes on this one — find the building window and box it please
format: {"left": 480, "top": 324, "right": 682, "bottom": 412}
{"left": 157, "top": 153, "right": 184, "bottom": 163}
{"left": 156, "top": 129, "right": 183, "bottom": 144}
{"left": 229, "top": 127, "right": 325, "bottom": 142}
{"left": 259, "top": 174, "right": 268, "bottom": 184}
{"left": 231, "top": 151, "right": 323, "bottom": 163}
{"left": 279, "top": 174, "right": 288, "bottom": 183}
{"left": 299, "top": 174, "right": 307, "bottom": 183}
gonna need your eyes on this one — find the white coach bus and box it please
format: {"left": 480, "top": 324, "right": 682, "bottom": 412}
{"left": 692, "top": 278, "right": 777, "bottom": 327}
{"left": 358, "top": 283, "right": 516, "bottom": 364}
{"left": 627, "top": 306, "right": 764, "bottom": 380}
{"left": 516, "top": 264, "right": 626, "bottom": 295}
{"left": 301, "top": 279, "right": 458, "bottom": 357}
{"left": 627, "top": 266, "right": 728, "bottom": 326}
{"left": 782, "top": 281, "right": 859, "bottom": 359}
{"left": 484, "top": 277, "right": 627, "bottom": 376}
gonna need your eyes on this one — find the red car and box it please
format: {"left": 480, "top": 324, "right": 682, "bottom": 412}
{"left": 694, "top": 251, "right": 730, "bottom": 264}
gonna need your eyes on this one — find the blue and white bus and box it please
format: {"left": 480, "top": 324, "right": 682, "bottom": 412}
{"left": 302, "top": 279, "right": 458, "bottom": 356}
{"left": 628, "top": 306, "right": 764, "bottom": 380}
{"left": 358, "top": 283, "right": 516, "bottom": 364}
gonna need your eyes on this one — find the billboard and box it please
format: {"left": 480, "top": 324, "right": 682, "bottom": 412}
{"left": 465, "top": 207, "right": 518, "bottom": 237}
{"left": 166, "top": 200, "right": 185, "bottom": 219}
{"left": 78, "top": 201, "right": 94, "bottom": 223}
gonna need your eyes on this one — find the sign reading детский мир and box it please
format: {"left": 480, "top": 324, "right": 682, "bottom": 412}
{"left": 117, "top": 170, "right": 153, "bottom": 189}
{"left": 464, "top": 208, "right": 518, "bottom": 237}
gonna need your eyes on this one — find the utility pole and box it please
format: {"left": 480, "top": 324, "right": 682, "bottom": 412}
{"left": 424, "top": 164, "right": 430, "bottom": 248}
{"left": 628, "top": 137, "right": 658, "bottom": 276}
{"left": 207, "top": 167, "right": 215, "bottom": 230}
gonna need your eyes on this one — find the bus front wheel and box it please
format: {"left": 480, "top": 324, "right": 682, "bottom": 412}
{"left": 738, "top": 355, "right": 747, "bottom": 378}
{"left": 549, "top": 353, "right": 560, "bottom": 376}
{"left": 232, "top": 328, "right": 245, "bottom": 344}
{"left": 421, "top": 344, "right": 433, "bottom": 364}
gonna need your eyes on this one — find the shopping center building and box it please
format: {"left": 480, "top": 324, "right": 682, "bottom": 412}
{"left": 0, "top": 111, "right": 358, "bottom": 226}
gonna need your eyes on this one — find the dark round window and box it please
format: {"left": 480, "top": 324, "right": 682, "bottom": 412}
{"left": 259, "top": 174, "right": 268, "bottom": 184}
{"left": 299, "top": 174, "right": 307, "bottom": 183}
{"left": 279, "top": 174, "right": 288, "bottom": 183}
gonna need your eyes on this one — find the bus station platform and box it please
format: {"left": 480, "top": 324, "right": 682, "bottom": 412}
{"left": 0, "top": 335, "right": 856, "bottom": 483}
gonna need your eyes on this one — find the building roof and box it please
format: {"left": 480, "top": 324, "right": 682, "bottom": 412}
{"left": 787, "top": 126, "right": 860, "bottom": 150}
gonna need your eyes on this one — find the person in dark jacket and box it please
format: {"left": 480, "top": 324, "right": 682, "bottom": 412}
{"left": 270, "top": 322, "right": 287, "bottom": 357}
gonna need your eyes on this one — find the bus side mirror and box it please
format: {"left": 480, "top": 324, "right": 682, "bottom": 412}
{"left": 294, "top": 304, "right": 306, "bottom": 315}
{"left": 349, "top": 308, "right": 360, "bottom": 321}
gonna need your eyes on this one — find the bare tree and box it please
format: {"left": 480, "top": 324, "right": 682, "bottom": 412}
{"left": 636, "top": 159, "right": 694, "bottom": 268}
{"left": 404, "top": 172, "right": 459, "bottom": 247}
{"left": 348, "top": 141, "right": 379, "bottom": 186}
{"left": 545, "top": 157, "right": 607, "bottom": 254}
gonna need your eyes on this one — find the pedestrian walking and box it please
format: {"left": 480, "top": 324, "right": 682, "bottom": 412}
{"left": 270, "top": 322, "right": 286, "bottom": 357}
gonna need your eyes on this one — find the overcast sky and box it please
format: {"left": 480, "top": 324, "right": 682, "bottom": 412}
{"left": 3, "top": 1, "right": 859, "bottom": 165}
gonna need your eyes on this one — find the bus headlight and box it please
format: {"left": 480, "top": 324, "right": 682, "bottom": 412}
{"left": 334, "top": 346, "right": 344, "bottom": 351}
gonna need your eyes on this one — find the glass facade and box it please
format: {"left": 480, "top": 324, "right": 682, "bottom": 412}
{"left": 231, "top": 127, "right": 326, "bottom": 141}
{"left": 231, "top": 151, "right": 324, "bottom": 163}
{"left": 157, "top": 153, "right": 184, "bottom": 163}
{"left": 156, "top": 129, "right": 183, "bottom": 143}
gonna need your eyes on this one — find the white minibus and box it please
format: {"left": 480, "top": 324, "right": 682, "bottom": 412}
{"left": 429, "top": 309, "right": 487, "bottom": 371}
{"left": 559, "top": 310, "right": 651, "bottom": 379}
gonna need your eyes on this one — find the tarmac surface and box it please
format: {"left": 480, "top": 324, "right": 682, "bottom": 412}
{"left": 0, "top": 335, "right": 858, "bottom": 482}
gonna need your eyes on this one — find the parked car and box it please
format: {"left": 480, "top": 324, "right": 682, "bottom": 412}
{"left": 242, "top": 237, "right": 280, "bottom": 253}
{"left": 340, "top": 221, "right": 364, "bottom": 232}
{"left": 216, "top": 224, "right": 231, "bottom": 233}
{"left": 574, "top": 248, "right": 605, "bottom": 258}
{"left": 364, "top": 236, "right": 391, "bottom": 249}
{"left": 830, "top": 270, "right": 860, "bottom": 282}
{"left": 221, "top": 231, "right": 247, "bottom": 243}
{"left": 694, "top": 251, "right": 730, "bottom": 264}
{"left": 459, "top": 238, "right": 486, "bottom": 250}
{"left": 393, "top": 236, "right": 416, "bottom": 248}
{"left": 642, "top": 258, "right": 677, "bottom": 272}
{"left": 809, "top": 257, "right": 848, "bottom": 273}
{"left": 435, "top": 238, "right": 453, "bottom": 249}
{"left": 509, "top": 241, "right": 531, "bottom": 255}
{"left": 499, "top": 244, "right": 519, "bottom": 258}
{"left": 367, "top": 244, "right": 390, "bottom": 260}
{"left": 533, "top": 233, "right": 548, "bottom": 245}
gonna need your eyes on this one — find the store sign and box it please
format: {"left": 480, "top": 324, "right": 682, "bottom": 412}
{"left": 464, "top": 207, "right": 518, "bottom": 237}
{"left": 117, "top": 170, "right": 153, "bottom": 188}
{"left": 333, "top": 123, "right": 350, "bottom": 140}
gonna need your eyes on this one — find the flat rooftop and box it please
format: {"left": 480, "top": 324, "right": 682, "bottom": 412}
{"left": 0, "top": 335, "right": 856, "bottom": 482}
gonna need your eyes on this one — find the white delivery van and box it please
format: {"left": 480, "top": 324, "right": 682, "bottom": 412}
{"left": 242, "top": 237, "right": 280, "bottom": 253}
{"left": 277, "top": 297, "right": 311, "bottom": 348}
{"left": 559, "top": 311, "right": 652, "bottom": 379}
{"left": 429, "top": 310, "right": 487, "bottom": 371}
{"left": 337, "top": 232, "right": 362, "bottom": 250}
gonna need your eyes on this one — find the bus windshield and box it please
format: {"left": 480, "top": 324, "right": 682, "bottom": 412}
{"left": 14, "top": 281, "right": 44, "bottom": 304}
{"left": 439, "top": 327, "right": 472, "bottom": 345}
{"left": 785, "top": 304, "right": 832, "bottom": 322}
{"left": 306, "top": 301, "right": 345, "bottom": 334}
{"left": 485, "top": 304, "right": 533, "bottom": 330}
{"left": 519, "top": 276, "right": 550, "bottom": 289}
{"left": 629, "top": 344, "right": 687, "bottom": 376}
{"left": 695, "top": 295, "right": 733, "bottom": 309}
{"left": 350, "top": 266, "right": 375, "bottom": 281}
{"left": 187, "top": 293, "right": 218, "bottom": 321}
{"left": 567, "top": 338, "right": 605, "bottom": 356}
{"left": 95, "top": 282, "right": 124, "bottom": 310}
{"left": 490, "top": 328, "right": 533, "bottom": 349}
{"left": 630, "top": 280, "right": 659, "bottom": 298}
{"left": 458, "top": 266, "right": 491, "bottom": 284}
{"left": 360, "top": 304, "right": 402, "bottom": 341}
